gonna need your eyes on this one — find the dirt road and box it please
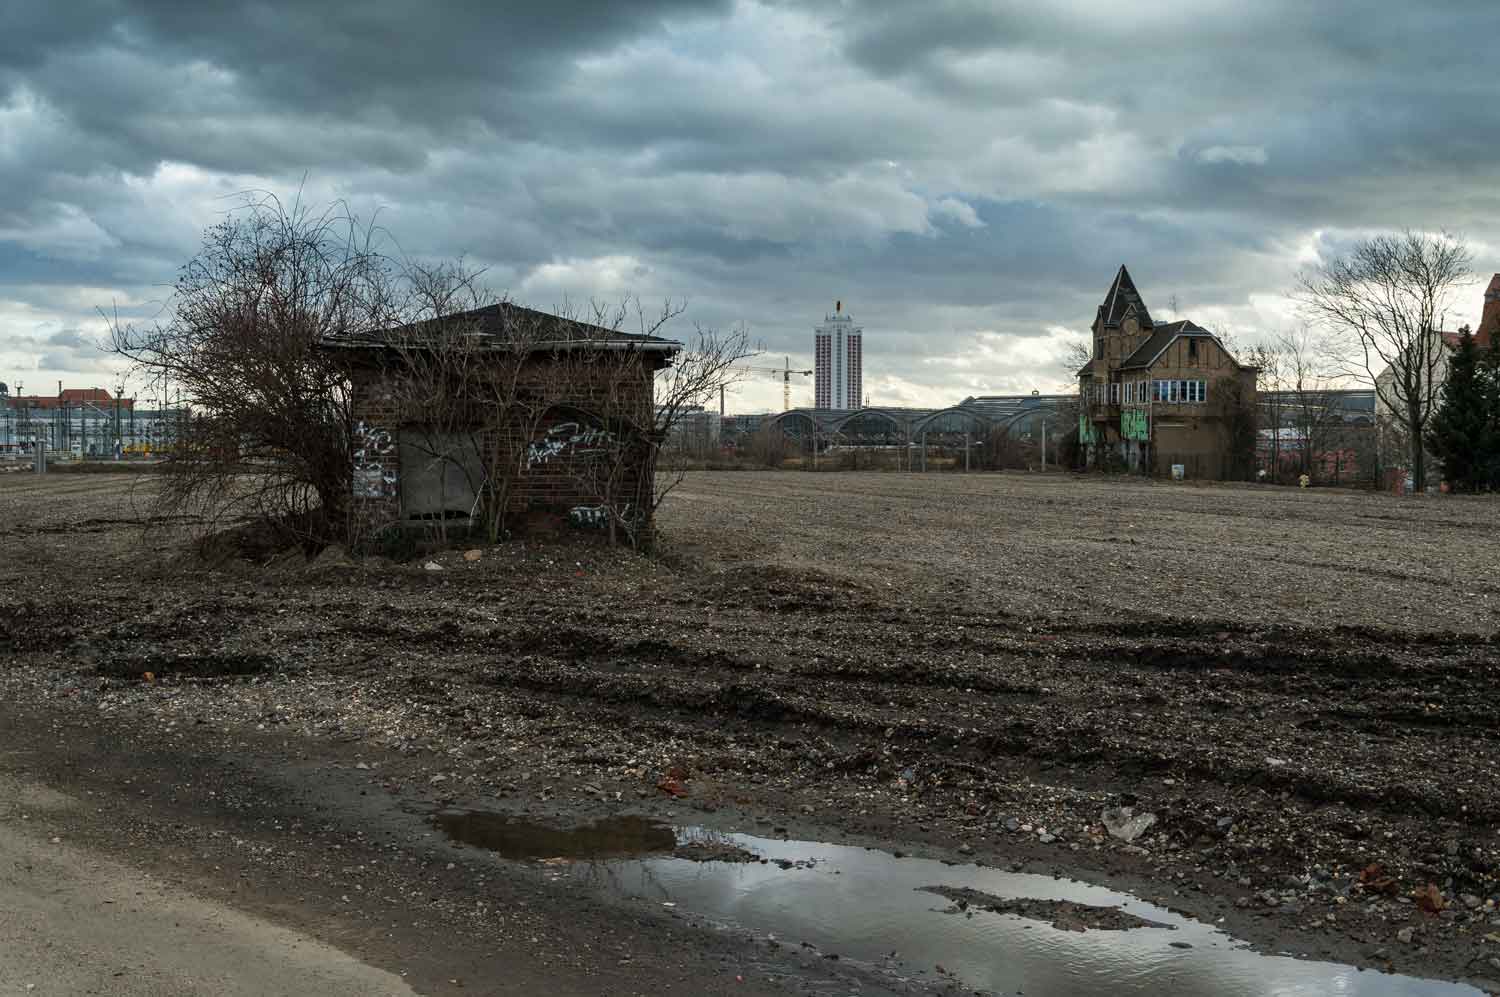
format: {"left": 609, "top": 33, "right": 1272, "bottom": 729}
{"left": 0, "top": 771, "right": 416, "bottom": 996}
{"left": 0, "top": 697, "right": 832, "bottom": 997}
{"left": 2, "top": 469, "right": 1499, "bottom": 991}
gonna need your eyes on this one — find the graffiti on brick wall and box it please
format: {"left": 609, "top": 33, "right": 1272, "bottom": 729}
{"left": 568, "top": 503, "right": 635, "bottom": 530}
{"left": 527, "top": 421, "right": 614, "bottom": 468}
{"left": 568, "top": 505, "right": 610, "bottom": 529}
{"left": 353, "top": 421, "right": 398, "bottom": 498}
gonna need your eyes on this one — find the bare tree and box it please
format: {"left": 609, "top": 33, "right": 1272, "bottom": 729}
{"left": 1276, "top": 325, "right": 1343, "bottom": 480}
{"left": 650, "top": 321, "right": 754, "bottom": 511}
{"left": 1208, "top": 323, "right": 1243, "bottom": 360}
{"left": 107, "top": 192, "right": 397, "bottom": 549}
{"left": 1297, "top": 230, "right": 1472, "bottom": 487}
{"left": 378, "top": 264, "right": 562, "bottom": 545}
{"left": 1214, "top": 372, "right": 1258, "bottom": 480}
{"left": 1058, "top": 337, "right": 1092, "bottom": 384}
{"left": 537, "top": 299, "right": 752, "bottom": 548}
{"left": 378, "top": 264, "right": 490, "bottom": 546}
{"left": 1245, "top": 341, "right": 1286, "bottom": 478}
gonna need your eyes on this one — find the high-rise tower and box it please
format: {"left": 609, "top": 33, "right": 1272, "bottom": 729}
{"left": 814, "top": 301, "right": 862, "bottom": 410}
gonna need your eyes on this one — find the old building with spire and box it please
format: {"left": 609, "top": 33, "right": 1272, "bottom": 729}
{"left": 1077, "top": 266, "right": 1257, "bottom": 477}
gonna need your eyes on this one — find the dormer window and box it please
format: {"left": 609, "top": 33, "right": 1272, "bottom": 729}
{"left": 1188, "top": 337, "right": 1199, "bottom": 360}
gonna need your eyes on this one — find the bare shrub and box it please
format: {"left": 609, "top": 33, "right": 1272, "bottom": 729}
{"left": 374, "top": 265, "right": 562, "bottom": 546}
{"left": 107, "top": 193, "right": 396, "bottom": 548}
{"left": 535, "top": 301, "right": 753, "bottom": 548}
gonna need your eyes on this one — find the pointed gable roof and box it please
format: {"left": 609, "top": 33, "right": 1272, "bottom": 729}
{"left": 1118, "top": 320, "right": 1225, "bottom": 370}
{"left": 1477, "top": 273, "right": 1500, "bottom": 346}
{"left": 1095, "top": 265, "right": 1154, "bottom": 330}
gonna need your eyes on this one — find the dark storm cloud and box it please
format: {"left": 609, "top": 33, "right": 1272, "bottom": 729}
{"left": 3, "top": 0, "right": 1500, "bottom": 402}
{"left": 115, "top": 0, "right": 729, "bottom": 110}
{"left": 839, "top": 1, "right": 1500, "bottom": 217}
{"left": 1, "top": 0, "right": 735, "bottom": 181}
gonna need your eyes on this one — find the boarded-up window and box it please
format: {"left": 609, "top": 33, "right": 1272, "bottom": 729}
{"left": 399, "top": 430, "right": 484, "bottom": 521}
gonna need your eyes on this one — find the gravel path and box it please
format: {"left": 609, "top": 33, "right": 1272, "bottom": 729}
{"left": 0, "top": 771, "right": 418, "bottom": 997}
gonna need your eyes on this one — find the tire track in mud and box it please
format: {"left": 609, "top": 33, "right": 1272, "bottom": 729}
{"left": 13, "top": 566, "right": 1500, "bottom": 826}
{"left": 388, "top": 608, "right": 1500, "bottom": 823}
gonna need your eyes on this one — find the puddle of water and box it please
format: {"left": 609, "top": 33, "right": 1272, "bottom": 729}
{"left": 432, "top": 810, "right": 675, "bottom": 861}
{"left": 436, "top": 812, "right": 1487, "bottom": 997}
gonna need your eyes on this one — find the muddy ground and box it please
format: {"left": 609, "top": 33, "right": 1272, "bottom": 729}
{"left": 3, "top": 470, "right": 1500, "bottom": 991}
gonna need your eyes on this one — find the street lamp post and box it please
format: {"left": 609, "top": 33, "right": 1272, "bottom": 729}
{"left": 114, "top": 382, "right": 123, "bottom": 459}
{"left": 1031, "top": 390, "right": 1046, "bottom": 471}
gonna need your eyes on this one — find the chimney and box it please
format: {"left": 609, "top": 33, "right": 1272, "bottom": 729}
{"left": 1479, "top": 274, "right": 1500, "bottom": 349}
{"left": 835, "top": 300, "right": 841, "bottom": 314}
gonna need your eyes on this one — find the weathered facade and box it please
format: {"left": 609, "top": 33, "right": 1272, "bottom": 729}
{"left": 323, "top": 303, "right": 680, "bottom": 544}
{"left": 1078, "top": 267, "right": 1257, "bottom": 478}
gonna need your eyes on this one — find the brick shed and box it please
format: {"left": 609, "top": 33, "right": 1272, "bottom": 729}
{"left": 321, "top": 302, "right": 681, "bottom": 544}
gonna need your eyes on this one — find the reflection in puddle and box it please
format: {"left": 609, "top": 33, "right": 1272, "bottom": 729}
{"left": 434, "top": 811, "right": 1484, "bottom": 997}
{"left": 433, "top": 810, "right": 675, "bottom": 861}
{"left": 918, "top": 885, "right": 1175, "bottom": 932}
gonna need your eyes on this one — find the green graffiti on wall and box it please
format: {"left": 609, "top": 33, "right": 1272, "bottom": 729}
{"left": 1120, "top": 408, "right": 1150, "bottom": 441}
{"left": 1079, "top": 413, "right": 1096, "bottom": 443}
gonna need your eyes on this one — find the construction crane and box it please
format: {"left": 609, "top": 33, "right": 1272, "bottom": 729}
{"left": 723, "top": 356, "right": 813, "bottom": 414}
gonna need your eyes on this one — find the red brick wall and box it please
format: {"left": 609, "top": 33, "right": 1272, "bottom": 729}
{"left": 345, "top": 351, "right": 658, "bottom": 542}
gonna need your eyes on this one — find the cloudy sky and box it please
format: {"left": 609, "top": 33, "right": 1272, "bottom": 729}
{"left": 3, "top": 1, "right": 1498, "bottom": 411}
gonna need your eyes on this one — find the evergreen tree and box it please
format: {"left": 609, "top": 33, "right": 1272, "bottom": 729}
{"left": 1426, "top": 329, "right": 1494, "bottom": 490}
